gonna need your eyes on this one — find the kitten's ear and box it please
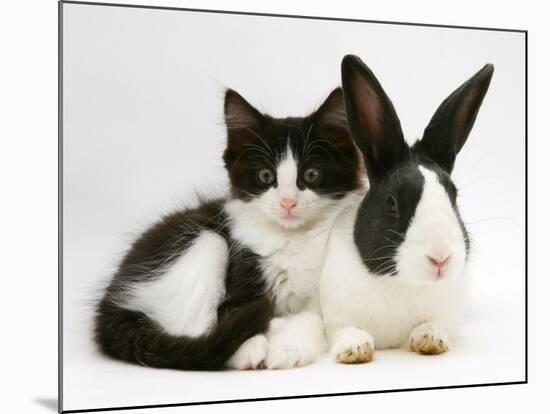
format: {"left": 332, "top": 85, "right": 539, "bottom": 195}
{"left": 416, "top": 64, "right": 494, "bottom": 173}
{"left": 223, "top": 89, "right": 265, "bottom": 171}
{"left": 224, "top": 89, "right": 264, "bottom": 132}
{"left": 313, "top": 87, "right": 348, "bottom": 131}
{"left": 341, "top": 55, "right": 408, "bottom": 182}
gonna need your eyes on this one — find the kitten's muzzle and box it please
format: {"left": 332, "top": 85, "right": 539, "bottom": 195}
{"left": 280, "top": 198, "right": 298, "bottom": 213}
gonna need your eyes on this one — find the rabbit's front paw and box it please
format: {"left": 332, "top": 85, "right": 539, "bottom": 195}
{"left": 332, "top": 327, "right": 375, "bottom": 364}
{"left": 409, "top": 322, "right": 449, "bottom": 355}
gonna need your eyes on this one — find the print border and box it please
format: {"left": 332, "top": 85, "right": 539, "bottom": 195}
{"left": 58, "top": 1, "right": 528, "bottom": 412}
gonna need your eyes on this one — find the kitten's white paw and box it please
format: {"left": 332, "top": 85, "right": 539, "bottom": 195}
{"left": 264, "top": 335, "right": 321, "bottom": 369}
{"left": 264, "top": 313, "right": 325, "bottom": 369}
{"left": 409, "top": 322, "right": 449, "bottom": 355}
{"left": 227, "top": 335, "right": 268, "bottom": 370}
{"left": 268, "top": 317, "right": 287, "bottom": 334}
{"left": 332, "top": 327, "right": 375, "bottom": 364}
{"left": 264, "top": 344, "right": 302, "bottom": 369}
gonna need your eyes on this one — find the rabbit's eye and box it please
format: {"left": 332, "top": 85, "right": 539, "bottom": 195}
{"left": 386, "top": 196, "right": 399, "bottom": 217}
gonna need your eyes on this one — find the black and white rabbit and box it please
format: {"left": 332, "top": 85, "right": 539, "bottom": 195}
{"left": 320, "top": 55, "right": 494, "bottom": 362}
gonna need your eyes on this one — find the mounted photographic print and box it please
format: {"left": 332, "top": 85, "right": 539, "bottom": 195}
{"left": 60, "top": 1, "right": 527, "bottom": 412}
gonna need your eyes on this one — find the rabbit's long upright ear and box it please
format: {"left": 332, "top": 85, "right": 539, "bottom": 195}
{"left": 341, "top": 55, "right": 408, "bottom": 182}
{"left": 417, "top": 64, "right": 494, "bottom": 173}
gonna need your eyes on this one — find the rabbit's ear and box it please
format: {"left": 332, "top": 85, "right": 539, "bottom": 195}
{"left": 417, "top": 64, "right": 494, "bottom": 173}
{"left": 341, "top": 55, "right": 408, "bottom": 182}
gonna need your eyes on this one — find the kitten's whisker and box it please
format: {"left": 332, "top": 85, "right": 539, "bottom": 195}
{"left": 310, "top": 139, "right": 356, "bottom": 167}
{"left": 226, "top": 125, "right": 273, "bottom": 156}
{"left": 299, "top": 123, "right": 316, "bottom": 162}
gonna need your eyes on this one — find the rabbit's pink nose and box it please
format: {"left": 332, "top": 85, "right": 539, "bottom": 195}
{"left": 427, "top": 255, "right": 449, "bottom": 268}
{"left": 280, "top": 198, "right": 297, "bottom": 211}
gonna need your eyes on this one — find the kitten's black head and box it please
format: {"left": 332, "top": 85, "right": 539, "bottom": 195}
{"left": 222, "top": 88, "right": 363, "bottom": 229}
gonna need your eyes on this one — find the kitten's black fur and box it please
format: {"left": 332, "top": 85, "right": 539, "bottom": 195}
{"left": 94, "top": 200, "right": 271, "bottom": 370}
{"left": 94, "top": 88, "right": 361, "bottom": 370}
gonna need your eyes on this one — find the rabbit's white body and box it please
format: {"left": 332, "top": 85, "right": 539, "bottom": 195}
{"left": 319, "top": 55, "right": 492, "bottom": 362}
{"left": 320, "top": 166, "right": 470, "bottom": 354}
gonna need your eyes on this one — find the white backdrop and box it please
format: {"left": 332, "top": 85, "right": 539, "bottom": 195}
{"left": 61, "top": 2, "right": 525, "bottom": 412}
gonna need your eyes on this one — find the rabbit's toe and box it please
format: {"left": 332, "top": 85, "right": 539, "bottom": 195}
{"left": 409, "top": 322, "right": 449, "bottom": 355}
{"left": 332, "top": 327, "right": 375, "bottom": 364}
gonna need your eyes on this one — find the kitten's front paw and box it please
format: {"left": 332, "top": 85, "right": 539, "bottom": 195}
{"left": 264, "top": 343, "right": 305, "bottom": 369}
{"left": 263, "top": 314, "right": 325, "bottom": 369}
{"left": 409, "top": 322, "right": 449, "bottom": 355}
{"left": 264, "top": 335, "right": 321, "bottom": 369}
{"left": 332, "top": 327, "right": 375, "bottom": 364}
{"left": 227, "top": 335, "right": 268, "bottom": 370}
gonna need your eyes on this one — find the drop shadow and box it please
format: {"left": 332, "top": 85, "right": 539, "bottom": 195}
{"left": 34, "top": 398, "right": 58, "bottom": 412}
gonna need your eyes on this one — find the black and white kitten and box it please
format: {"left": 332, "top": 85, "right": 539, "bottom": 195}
{"left": 94, "top": 88, "right": 364, "bottom": 370}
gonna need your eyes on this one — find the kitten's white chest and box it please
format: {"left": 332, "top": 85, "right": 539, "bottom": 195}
{"left": 225, "top": 194, "right": 363, "bottom": 317}
{"left": 260, "top": 231, "right": 328, "bottom": 315}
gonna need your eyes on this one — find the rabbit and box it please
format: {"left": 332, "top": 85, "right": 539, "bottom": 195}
{"left": 320, "top": 54, "right": 494, "bottom": 363}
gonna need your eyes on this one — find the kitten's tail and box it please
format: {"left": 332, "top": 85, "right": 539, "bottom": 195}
{"left": 93, "top": 296, "right": 273, "bottom": 370}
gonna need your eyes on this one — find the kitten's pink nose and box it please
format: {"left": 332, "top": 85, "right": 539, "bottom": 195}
{"left": 280, "top": 198, "right": 297, "bottom": 211}
{"left": 427, "top": 255, "right": 449, "bottom": 268}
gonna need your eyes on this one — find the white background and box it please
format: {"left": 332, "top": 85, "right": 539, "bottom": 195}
{"left": 0, "top": 0, "right": 547, "bottom": 413}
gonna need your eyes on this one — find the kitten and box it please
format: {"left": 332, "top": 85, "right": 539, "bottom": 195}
{"left": 94, "top": 87, "right": 364, "bottom": 370}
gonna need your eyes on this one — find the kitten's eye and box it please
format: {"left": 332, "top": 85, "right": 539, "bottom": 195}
{"left": 303, "top": 167, "right": 321, "bottom": 184}
{"left": 386, "top": 196, "right": 399, "bottom": 217}
{"left": 258, "top": 168, "right": 275, "bottom": 185}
